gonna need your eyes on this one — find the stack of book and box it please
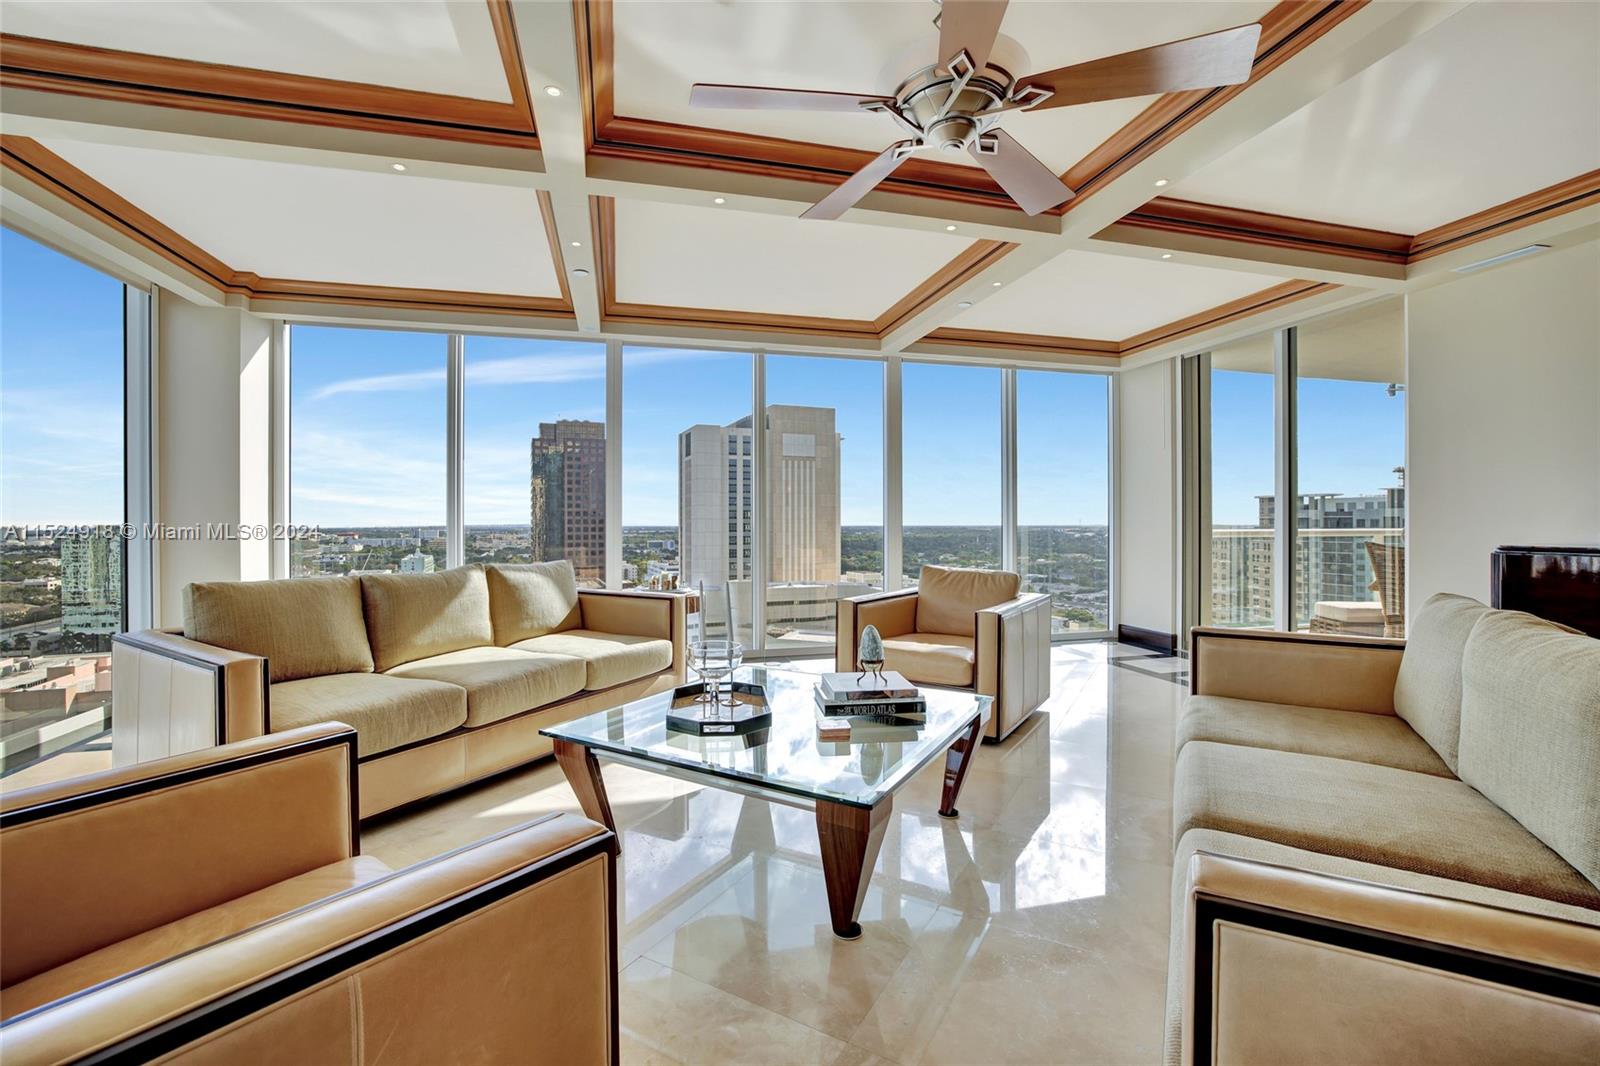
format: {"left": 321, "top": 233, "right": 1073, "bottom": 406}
{"left": 814, "top": 671, "right": 926, "bottom": 731}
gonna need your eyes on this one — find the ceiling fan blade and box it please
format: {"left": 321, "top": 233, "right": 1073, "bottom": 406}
{"left": 969, "top": 130, "right": 1074, "bottom": 215}
{"left": 1018, "top": 23, "right": 1262, "bottom": 110}
{"left": 801, "top": 144, "right": 912, "bottom": 221}
{"left": 690, "top": 83, "right": 893, "bottom": 113}
{"left": 937, "top": 0, "right": 1010, "bottom": 73}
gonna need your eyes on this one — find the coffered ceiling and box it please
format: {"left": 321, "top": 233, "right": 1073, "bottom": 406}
{"left": 1, "top": 0, "right": 1596, "bottom": 360}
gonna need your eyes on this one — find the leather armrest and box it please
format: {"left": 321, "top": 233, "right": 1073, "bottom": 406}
{"left": 0, "top": 814, "right": 618, "bottom": 1065}
{"left": 835, "top": 589, "right": 918, "bottom": 670}
{"left": 0, "top": 725, "right": 359, "bottom": 992}
{"left": 1189, "top": 626, "right": 1405, "bottom": 714}
{"left": 1176, "top": 850, "right": 1600, "bottom": 1066}
{"left": 579, "top": 589, "right": 687, "bottom": 678}
{"left": 112, "top": 629, "right": 269, "bottom": 750}
{"left": 975, "top": 593, "right": 1051, "bottom": 741}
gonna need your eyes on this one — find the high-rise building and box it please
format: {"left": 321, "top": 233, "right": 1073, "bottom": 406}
{"left": 530, "top": 420, "right": 606, "bottom": 584}
{"left": 399, "top": 550, "right": 435, "bottom": 574}
{"left": 60, "top": 528, "right": 122, "bottom": 636}
{"left": 679, "top": 406, "right": 843, "bottom": 637}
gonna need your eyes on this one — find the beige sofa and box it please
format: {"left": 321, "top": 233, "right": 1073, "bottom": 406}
{"left": 1167, "top": 594, "right": 1600, "bottom": 1065}
{"left": 836, "top": 565, "right": 1051, "bottom": 743}
{"left": 112, "top": 561, "right": 686, "bottom": 818}
{"left": 0, "top": 724, "right": 617, "bottom": 1064}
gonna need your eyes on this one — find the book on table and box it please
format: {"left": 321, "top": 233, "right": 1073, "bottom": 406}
{"left": 818, "top": 671, "right": 917, "bottom": 702}
{"left": 812, "top": 688, "right": 926, "bottom": 725}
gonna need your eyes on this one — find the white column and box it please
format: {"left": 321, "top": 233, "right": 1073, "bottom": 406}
{"left": 605, "top": 339, "right": 623, "bottom": 588}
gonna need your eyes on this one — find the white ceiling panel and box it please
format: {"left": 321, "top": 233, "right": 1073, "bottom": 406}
{"left": 39, "top": 138, "right": 561, "bottom": 296}
{"left": 612, "top": 0, "right": 1271, "bottom": 175}
{"left": 948, "top": 250, "right": 1284, "bottom": 339}
{"left": 613, "top": 199, "right": 971, "bottom": 319}
{"left": 2, "top": 1, "right": 512, "bottom": 102}
{"left": 1172, "top": 1, "right": 1600, "bottom": 233}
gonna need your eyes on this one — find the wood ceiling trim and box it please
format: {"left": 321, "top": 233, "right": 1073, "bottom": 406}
{"left": 1059, "top": 2, "right": 1368, "bottom": 212}
{"left": 920, "top": 327, "right": 1123, "bottom": 359}
{"left": 1408, "top": 169, "right": 1600, "bottom": 262}
{"left": 1113, "top": 197, "right": 1411, "bottom": 263}
{"left": 1119, "top": 278, "right": 1334, "bottom": 354}
{"left": 0, "top": 1, "right": 539, "bottom": 148}
{"left": 538, "top": 189, "right": 573, "bottom": 306}
{"left": 3, "top": 134, "right": 573, "bottom": 319}
{"left": 590, "top": 195, "right": 1019, "bottom": 339}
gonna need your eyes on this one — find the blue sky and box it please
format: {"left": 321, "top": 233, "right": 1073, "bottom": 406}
{"left": 1, "top": 228, "right": 125, "bottom": 524}
{"left": 4, "top": 226, "right": 1400, "bottom": 532}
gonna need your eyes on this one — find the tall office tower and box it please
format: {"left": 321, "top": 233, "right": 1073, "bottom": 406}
{"left": 678, "top": 406, "right": 841, "bottom": 620}
{"left": 530, "top": 420, "right": 606, "bottom": 584}
{"left": 60, "top": 528, "right": 123, "bottom": 636}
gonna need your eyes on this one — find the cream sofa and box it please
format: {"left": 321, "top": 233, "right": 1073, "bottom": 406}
{"left": 0, "top": 723, "right": 617, "bottom": 1064}
{"left": 836, "top": 565, "right": 1051, "bottom": 742}
{"left": 1167, "top": 594, "right": 1600, "bottom": 1065}
{"left": 112, "top": 561, "right": 686, "bottom": 818}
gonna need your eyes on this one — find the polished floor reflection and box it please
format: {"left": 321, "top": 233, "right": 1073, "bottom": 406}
{"left": 363, "top": 643, "right": 1185, "bottom": 1065}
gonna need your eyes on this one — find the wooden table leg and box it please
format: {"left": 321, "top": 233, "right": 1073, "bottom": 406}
{"left": 553, "top": 739, "right": 617, "bottom": 836}
{"left": 815, "top": 797, "right": 891, "bottom": 940}
{"left": 938, "top": 713, "right": 984, "bottom": 818}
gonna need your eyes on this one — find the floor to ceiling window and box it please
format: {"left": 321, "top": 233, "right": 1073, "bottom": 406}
{"left": 0, "top": 228, "right": 131, "bottom": 788}
{"left": 761, "top": 355, "right": 884, "bottom": 651}
{"left": 1204, "top": 333, "right": 1277, "bottom": 628}
{"left": 464, "top": 336, "right": 608, "bottom": 585}
{"left": 902, "top": 363, "right": 1003, "bottom": 585}
{"left": 1017, "top": 370, "right": 1111, "bottom": 633}
{"left": 1294, "top": 298, "right": 1406, "bottom": 634}
{"left": 621, "top": 346, "right": 753, "bottom": 646}
{"left": 288, "top": 327, "right": 448, "bottom": 576}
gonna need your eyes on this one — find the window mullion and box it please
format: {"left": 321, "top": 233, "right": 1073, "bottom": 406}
{"left": 446, "top": 333, "right": 465, "bottom": 569}
{"left": 1273, "top": 327, "right": 1297, "bottom": 630}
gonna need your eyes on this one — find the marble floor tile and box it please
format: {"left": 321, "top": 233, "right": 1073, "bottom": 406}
{"left": 363, "top": 642, "right": 1186, "bottom": 1065}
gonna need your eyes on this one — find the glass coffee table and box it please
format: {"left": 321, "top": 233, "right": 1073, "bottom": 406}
{"left": 542, "top": 666, "right": 991, "bottom": 939}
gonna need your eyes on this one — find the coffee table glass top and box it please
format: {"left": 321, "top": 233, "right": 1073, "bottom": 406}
{"left": 542, "top": 667, "right": 991, "bottom": 809}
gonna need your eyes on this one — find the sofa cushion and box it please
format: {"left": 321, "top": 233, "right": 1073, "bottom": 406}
{"left": 360, "top": 567, "right": 493, "bottom": 672}
{"left": 0, "top": 855, "right": 392, "bottom": 1021}
{"left": 1458, "top": 611, "right": 1600, "bottom": 890}
{"left": 1179, "top": 695, "right": 1452, "bottom": 777}
{"left": 270, "top": 673, "right": 466, "bottom": 758}
{"left": 1174, "top": 741, "right": 1600, "bottom": 910}
{"left": 387, "top": 646, "right": 585, "bottom": 728}
{"left": 1393, "top": 593, "right": 1492, "bottom": 772}
{"left": 486, "top": 561, "right": 581, "bottom": 645}
{"left": 882, "top": 633, "right": 975, "bottom": 687}
{"left": 510, "top": 630, "right": 671, "bottom": 690}
{"left": 184, "top": 575, "right": 373, "bottom": 683}
{"left": 915, "top": 566, "right": 1020, "bottom": 638}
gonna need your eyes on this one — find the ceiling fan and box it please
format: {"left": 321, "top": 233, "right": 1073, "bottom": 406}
{"left": 689, "top": 0, "right": 1262, "bottom": 219}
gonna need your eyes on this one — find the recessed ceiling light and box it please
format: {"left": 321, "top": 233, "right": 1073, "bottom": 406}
{"left": 957, "top": 301, "right": 973, "bottom": 309}
{"left": 991, "top": 281, "right": 1002, "bottom": 287}
{"left": 391, "top": 163, "right": 407, "bottom": 172}
{"left": 1154, "top": 178, "right": 1169, "bottom": 187}
{"left": 544, "top": 85, "right": 563, "bottom": 97}
{"left": 713, "top": 197, "right": 727, "bottom": 205}
{"left": 571, "top": 267, "right": 590, "bottom": 277}
{"left": 945, "top": 224, "right": 957, "bottom": 232}
{"left": 570, "top": 241, "right": 582, "bottom": 248}
{"left": 1160, "top": 253, "right": 1173, "bottom": 260}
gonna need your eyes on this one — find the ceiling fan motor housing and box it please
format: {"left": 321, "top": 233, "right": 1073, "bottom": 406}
{"left": 894, "top": 64, "right": 1011, "bottom": 151}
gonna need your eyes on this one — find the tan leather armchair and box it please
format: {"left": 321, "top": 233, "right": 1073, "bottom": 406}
{"left": 836, "top": 566, "right": 1050, "bottom": 742}
{"left": 0, "top": 723, "right": 618, "bottom": 1065}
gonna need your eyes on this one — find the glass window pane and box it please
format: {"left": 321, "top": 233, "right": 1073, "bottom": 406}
{"left": 763, "top": 355, "right": 883, "bottom": 651}
{"left": 1, "top": 228, "right": 125, "bottom": 788}
{"left": 902, "top": 364, "right": 1002, "bottom": 586}
{"left": 289, "top": 326, "right": 447, "bottom": 576}
{"left": 1017, "top": 371, "right": 1110, "bottom": 633}
{"left": 464, "top": 336, "right": 607, "bottom": 586}
{"left": 1294, "top": 299, "right": 1406, "bottom": 634}
{"left": 1205, "top": 335, "right": 1276, "bottom": 627}
{"left": 622, "top": 347, "right": 752, "bottom": 646}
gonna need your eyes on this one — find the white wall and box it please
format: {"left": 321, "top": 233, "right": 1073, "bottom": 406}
{"left": 155, "top": 294, "right": 276, "bottom": 626}
{"left": 1406, "top": 241, "right": 1600, "bottom": 609}
{"left": 1116, "top": 358, "right": 1180, "bottom": 639}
